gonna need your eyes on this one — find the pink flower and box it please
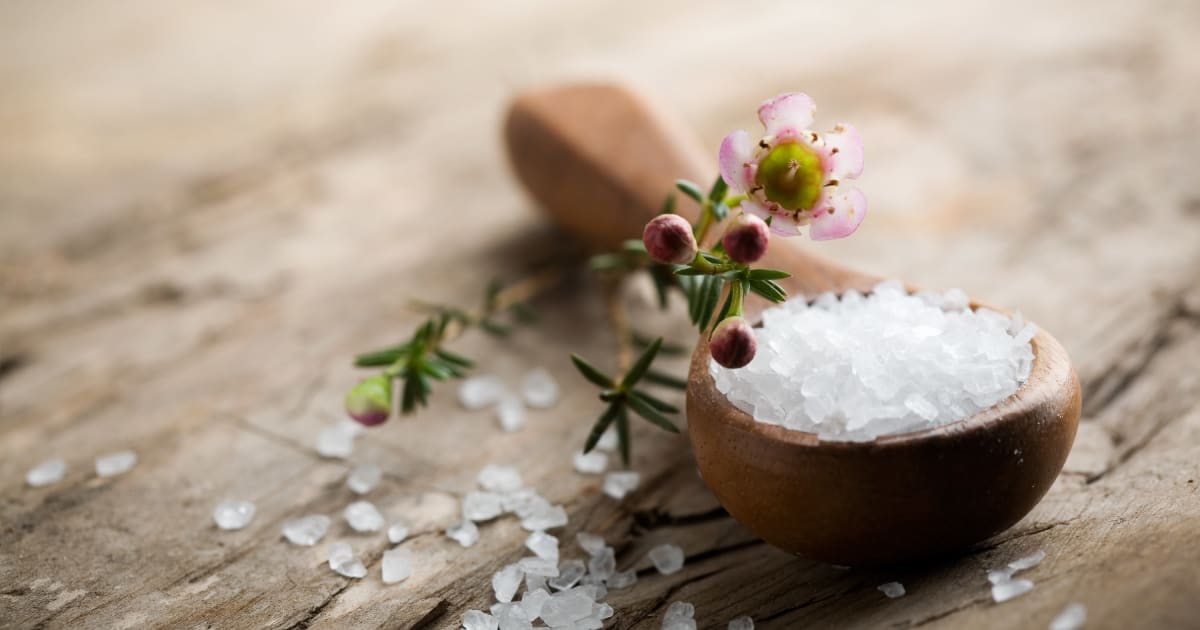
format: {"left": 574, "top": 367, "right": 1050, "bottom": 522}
{"left": 718, "top": 93, "right": 866, "bottom": 240}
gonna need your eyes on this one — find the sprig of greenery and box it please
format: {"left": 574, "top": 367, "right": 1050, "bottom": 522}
{"left": 571, "top": 337, "right": 686, "bottom": 466}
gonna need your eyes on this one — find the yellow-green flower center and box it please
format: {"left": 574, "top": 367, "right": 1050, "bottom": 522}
{"left": 754, "top": 142, "right": 823, "bottom": 211}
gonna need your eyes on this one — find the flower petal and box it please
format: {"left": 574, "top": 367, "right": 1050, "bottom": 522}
{"left": 809, "top": 187, "right": 867, "bottom": 241}
{"left": 742, "top": 199, "right": 802, "bottom": 237}
{"left": 718, "top": 129, "right": 754, "bottom": 192}
{"left": 824, "top": 123, "right": 864, "bottom": 180}
{"left": 757, "top": 93, "right": 816, "bottom": 138}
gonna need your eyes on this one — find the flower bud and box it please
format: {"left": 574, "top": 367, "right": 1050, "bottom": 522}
{"left": 642, "top": 214, "right": 698, "bottom": 265}
{"left": 721, "top": 213, "right": 770, "bottom": 264}
{"left": 345, "top": 375, "right": 392, "bottom": 426}
{"left": 709, "top": 316, "right": 757, "bottom": 369}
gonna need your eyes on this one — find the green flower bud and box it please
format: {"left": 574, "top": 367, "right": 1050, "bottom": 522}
{"left": 345, "top": 375, "right": 392, "bottom": 426}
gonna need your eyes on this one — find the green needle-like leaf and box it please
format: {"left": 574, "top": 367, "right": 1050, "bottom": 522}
{"left": 697, "top": 277, "right": 724, "bottom": 330}
{"left": 749, "top": 278, "right": 788, "bottom": 303}
{"left": 748, "top": 269, "right": 792, "bottom": 280}
{"left": 660, "top": 192, "right": 677, "bottom": 215}
{"left": 626, "top": 394, "right": 680, "bottom": 433}
{"left": 711, "top": 200, "right": 730, "bottom": 221}
{"left": 434, "top": 349, "right": 474, "bottom": 368}
{"left": 616, "top": 406, "right": 632, "bottom": 466}
{"left": 631, "top": 389, "right": 679, "bottom": 413}
{"left": 583, "top": 402, "right": 622, "bottom": 453}
{"left": 621, "top": 337, "right": 663, "bottom": 388}
{"left": 354, "top": 344, "right": 410, "bottom": 367}
{"left": 644, "top": 368, "right": 688, "bottom": 390}
{"left": 708, "top": 175, "right": 729, "bottom": 202}
{"left": 675, "top": 179, "right": 705, "bottom": 203}
{"left": 571, "top": 354, "right": 615, "bottom": 388}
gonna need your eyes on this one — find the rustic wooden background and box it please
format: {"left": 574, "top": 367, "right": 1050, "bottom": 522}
{"left": 2, "top": 1, "right": 1198, "bottom": 628}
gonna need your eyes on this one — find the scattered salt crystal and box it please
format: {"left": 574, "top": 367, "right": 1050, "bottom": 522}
{"left": 525, "top": 530, "right": 559, "bottom": 561}
{"left": 576, "top": 532, "right": 607, "bottom": 556}
{"left": 459, "top": 375, "right": 507, "bottom": 410}
{"left": 520, "top": 588, "right": 551, "bottom": 621}
{"left": 490, "top": 602, "right": 532, "bottom": 630}
{"left": 595, "top": 427, "right": 619, "bottom": 452}
{"left": 343, "top": 500, "right": 384, "bottom": 532}
{"left": 316, "top": 423, "right": 356, "bottom": 459}
{"left": 603, "top": 471, "right": 640, "bottom": 499}
{"left": 493, "top": 563, "right": 524, "bottom": 602}
{"left": 382, "top": 547, "right": 412, "bottom": 584}
{"left": 95, "top": 451, "right": 137, "bottom": 477}
{"left": 462, "top": 610, "right": 500, "bottom": 630}
{"left": 519, "top": 501, "right": 567, "bottom": 531}
{"left": 282, "top": 515, "right": 331, "bottom": 546}
{"left": 594, "top": 602, "right": 615, "bottom": 619}
{"left": 387, "top": 521, "right": 409, "bottom": 544}
{"left": 478, "top": 464, "right": 523, "bottom": 493}
{"left": 549, "top": 559, "right": 585, "bottom": 590}
{"left": 577, "top": 579, "right": 607, "bottom": 600}
{"left": 728, "top": 615, "right": 755, "bottom": 630}
{"left": 649, "top": 543, "right": 685, "bottom": 575}
{"left": 346, "top": 463, "right": 382, "bottom": 494}
{"left": 521, "top": 368, "right": 560, "bottom": 408}
{"left": 26, "top": 459, "right": 67, "bottom": 487}
{"left": 988, "top": 568, "right": 1016, "bottom": 585}
{"left": 586, "top": 547, "right": 616, "bottom": 580}
{"left": 496, "top": 396, "right": 527, "bottom": 432}
{"left": 992, "top": 578, "right": 1035, "bottom": 603}
{"left": 607, "top": 568, "right": 637, "bottom": 589}
{"left": 519, "top": 556, "right": 560, "bottom": 577}
{"left": 463, "top": 491, "right": 505, "bottom": 522}
{"left": 1049, "top": 603, "right": 1087, "bottom": 630}
{"left": 877, "top": 581, "right": 906, "bottom": 598}
{"left": 663, "top": 601, "right": 697, "bottom": 630}
{"left": 711, "top": 282, "right": 1034, "bottom": 441}
{"left": 539, "top": 589, "right": 596, "bottom": 626}
{"left": 213, "top": 500, "right": 256, "bottom": 530}
{"left": 446, "top": 519, "right": 480, "bottom": 547}
{"left": 572, "top": 450, "right": 608, "bottom": 475}
{"left": 525, "top": 573, "right": 547, "bottom": 593}
{"left": 328, "top": 541, "right": 366, "bottom": 578}
{"left": 1008, "top": 549, "right": 1047, "bottom": 572}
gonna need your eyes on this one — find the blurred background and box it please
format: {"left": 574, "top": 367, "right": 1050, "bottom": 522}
{"left": 2, "top": 1, "right": 1198, "bottom": 627}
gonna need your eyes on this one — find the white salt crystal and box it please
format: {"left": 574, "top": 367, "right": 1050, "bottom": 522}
{"left": 213, "top": 500, "right": 256, "bottom": 530}
{"left": 525, "top": 530, "right": 559, "bottom": 561}
{"left": 382, "top": 547, "right": 412, "bottom": 584}
{"left": 549, "top": 559, "right": 586, "bottom": 590}
{"left": 663, "top": 601, "right": 697, "bottom": 629}
{"left": 711, "top": 282, "right": 1034, "bottom": 441}
{"left": 603, "top": 471, "right": 641, "bottom": 499}
{"left": 877, "top": 581, "right": 906, "bottom": 598}
{"left": 1008, "top": 549, "right": 1047, "bottom": 572}
{"left": 328, "top": 541, "right": 366, "bottom": 578}
{"left": 343, "top": 500, "right": 384, "bottom": 532}
{"left": 521, "top": 368, "right": 560, "bottom": 409}
{"left": 519, "top": 556, "right": 560, "bottom": 577}
{"left": 26, "top": 459, "right": 67, "bottom": 487}
{"left": 316, "top": 424, "right": 356, "bottom": 459}
{"left": 459, "top": 375, "right": 507, "bottom": 410}
{"left": 462, "top": 610, "right": 500, "bottom": 630}
{"left": 540, "top": 590, "right": 596, "bottom": 626}
{"left": 478, "top": 464, "right": 523, "bottom": 493}
{"left": 520, "top": 588, "right": 551, "bottom": 621}
{"left": 446, "top": 519, "right": 480, "bottom": 547}
{"left": 493, "top": 563, "right": 524, "bottom": 602}
{"left": 594, "top": 602, "right": 615, "bottom": 619}
{"left": 496, "top": 396, "right": 527, "bottom": 432}
{"left": 346, "top": 463, "right": 382, "bottom": 494}
{"left": 607, "top": 568, "right": 637, "bottom": 589}
{"left": 491, "top": 602, "right": 532, "bottom": 630}
{"left": 587, "top": 547, "right": 616, "bottom": 580}
{"left": 992, "top": 578, "right": 1035, "bottom": 602}
{"left": 728, "top": 615, "right": 755, "bottom": 630}
{"left": 988, "top": 568, "right": 1016, "bottom": 585}
{"left": 1049, "top": 603, "right": 1087, "bottom": 630}
{"left": 387, "top": 521, "right": 409, "bottom": 544}
{"left": 525, "top": 572, "right": 547, "bottom": 593}
{"left": 577, "top": 580, "right": 607, "bottom": 601}
{"left": 463, "top": 491, "right": 505, "bottom": 522}
{"left": 649, "top": 543, "right": 685, "bottom": 575}
{"left": 576, "top": 532, "right": 607, "bottom": 556}
{"left": 665, "top": 600, "right": 693, "bottom": 617}
{"left": 282, "top": 515, "right": 331, "bottom": 546}
{"left": 595, "top": 427, "right": 619, "bottom": 452}
{"left": 572, "top": 450, "right": 608, "bottom": 475}
{"left": 664, "top": 618, "right": 698, "bottom": 630}
{"left": 95, "top": 451, "right": 137, "bottom": 477}
{"left": 519, "top": 500, "right": 567, "bottom": 531}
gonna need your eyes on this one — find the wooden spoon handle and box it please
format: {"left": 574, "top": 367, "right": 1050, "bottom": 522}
{"left": 504, "top": 83, "right": 879, "bottom": 299}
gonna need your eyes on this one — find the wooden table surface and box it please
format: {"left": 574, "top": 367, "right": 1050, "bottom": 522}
{"left": 2, "top": 1, "right": 1198, "bottom": 628}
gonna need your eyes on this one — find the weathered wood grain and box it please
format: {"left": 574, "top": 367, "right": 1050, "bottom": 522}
{"left": 2, "top": 0, "right": 1199, "bottom": 628}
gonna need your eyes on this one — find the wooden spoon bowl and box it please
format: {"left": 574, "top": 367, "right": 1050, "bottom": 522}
{"left": 505, "top": 83, "right": 1081, "bottom": 566}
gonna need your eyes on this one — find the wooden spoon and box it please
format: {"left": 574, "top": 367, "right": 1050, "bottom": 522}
{"left": 505, "top": 83, "right": 1081, "bottom": 566}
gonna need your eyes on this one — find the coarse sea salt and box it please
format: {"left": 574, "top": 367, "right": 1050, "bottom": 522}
{"left": 663, "top": 601, "right": 697, "bottom": 630}
{"left": 328, "top": 541, "right": 366, "bottom": 578}
{"left": 346, "top": 463, "right": 382, "bottom": 494}
{"left": 282, "top": 514, "right": 331, "bottom": 546}
{"left": 603, "top": 471, "right": 640, "bottom": 499}
{"left": 382, "top": 547, "right": 412, "bottom": 584}
{"left": 213, "top": 500, "right": 256, "bottom": 530}
{"left": 447, "top": 519, "right": 480, "bottom": 547}
{"left": 572, "top": 450, "right": 608, "bottom": 475}
{"left": 992, "top": 578, "right": 1035, "bottom": 603}
{"left": 649, "top": 543, "right": 685, "bottom": 575}
{"left": 95, "top": 451, "right": 137, "bottom": 477}
{"left": 1049, "top": 603, "right": 1087, "bottom": 630}
{"left": 496, "top": 395, "right": 528, "bottom": 432}
{"left": 728, "top": 615, "right": 755, "bottom": 630}
{"left": 343, "top": 500, "right": 384, "bottom": 532}
{"left": 26, "top": 459, "right": 67, "bottom": 487}
{"left": 521, "top": 368, "right": 561, "bottom": 409}
{"left": 462, "top": 609, "right": 499, "bottom": 630}
{"left": 878, "top": 581, "right": 906, "bottom": 598}
{"left": 710, "top": 282, "right": 1036, "bottom": 441}
{"left": 387, "top": 521, "right": 410, "bottom": 544}
{"left": 459, "top": 374, "right": 508, "bottom": 410}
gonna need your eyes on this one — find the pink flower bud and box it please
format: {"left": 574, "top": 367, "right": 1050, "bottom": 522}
{"left": 345, "top": 375, "right": 392, "bottom": 426}
{"left": 709, "top": 316, "right": 757, "bottom": 369}
{"left": 642, "top": 214, "right": 698, "bottom": 265}
{"left": 721, "top": 213, "right": 770, "bottom": 264}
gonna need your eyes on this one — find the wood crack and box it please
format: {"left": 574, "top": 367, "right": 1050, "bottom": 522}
{"left": 1082, "top": 298, "right": 1185, "bottom": 418}
{"left": 282, "top": 581, "right": 352, "bottom": 630}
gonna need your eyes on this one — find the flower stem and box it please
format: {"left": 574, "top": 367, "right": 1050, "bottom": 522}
{"left": 605, "top": 278, "right": 635, "bottom": 378}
